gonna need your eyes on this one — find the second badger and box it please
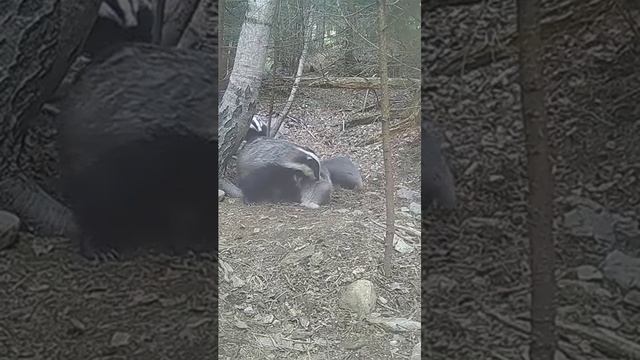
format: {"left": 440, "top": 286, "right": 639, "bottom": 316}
{"left": 237, "top": 137, "right": 333, "bottom": 208}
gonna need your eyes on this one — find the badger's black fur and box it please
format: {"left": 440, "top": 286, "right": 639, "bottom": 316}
{"left": 237, "top": 138, "right": 323, "bottom": 206}
{"left": 238, "top": 165, "right": 303, "bottom": 204}
{"left": 322, "top": 155, "right": 363, "bottom": 190}
{"left": 421, "top": 120, "right": 456, "bottom": 210}
{"left": 57, "top": 43, "right": 217, "bottom": 259}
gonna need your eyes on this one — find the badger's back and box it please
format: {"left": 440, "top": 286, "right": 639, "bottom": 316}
{"left": 58, "top": 43, "right": 217, "bottom": 177}
{"left": 56, "top": 43, "right": 218, "bottom": 258}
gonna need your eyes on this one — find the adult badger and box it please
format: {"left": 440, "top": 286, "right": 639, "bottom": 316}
{"left": 83, "top": 0, "right": 154, "bottom": 57}
{"left": 237, "top": 138, "right": 332, "bottom": 208}
{"left": 57, "top": 43, "right": 217, "bottom": 259}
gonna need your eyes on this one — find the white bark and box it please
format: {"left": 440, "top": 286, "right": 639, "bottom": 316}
{"left": 218, "top": 0, "right": 277, "bottom": 172}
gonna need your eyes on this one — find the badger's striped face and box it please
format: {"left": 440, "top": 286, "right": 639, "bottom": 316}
{"left": 249, "top": 118, "right": 266, "bottom": 134}
{"left": 294, "top": 147, "right": 321, "bottom": 181}
{"left": 99, "top": 0, "right": 152, "bottom": 28}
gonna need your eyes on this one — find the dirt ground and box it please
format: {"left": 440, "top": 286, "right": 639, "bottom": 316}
{"left": 423, "top": 1, "right": 640, "bottom": 359}
{"left": 0, "top": 234, "right": 216, "bottom": 359}
{"left": 218, "top": 87, "right": 422, "bottom": 359}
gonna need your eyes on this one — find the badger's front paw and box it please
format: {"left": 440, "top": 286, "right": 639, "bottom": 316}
{"left": 300, "top": 202, "right": 320, "bottom": 209}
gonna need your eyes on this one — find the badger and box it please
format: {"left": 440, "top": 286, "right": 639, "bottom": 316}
{"left": 83, "top": 0, "right": 154, "bottom": 57}
{"left": 422, "top": 119, "right": 456, "bottom": 209}
{"left": 57, "top": 43, "right": 217, "bottom": 260}
{"left": 245, "top": 115, "right": 269, "bottom": 143}
{"left": 298, "top": 165, "right": 333, "bottom": 209}
{"left": 321, "top": 155, "right": 363, "bottom": 190}
{"left": 237, "top": 137, "right": 330, "bottom": 207}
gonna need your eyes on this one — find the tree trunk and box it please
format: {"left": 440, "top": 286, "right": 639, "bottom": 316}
{"left": 0, "top": 0, "right": 102, "bottom": 236}
{"left": 178, "top": 0, "right": 218, "bottom": 54}
{"left": 218, "top": 0, "right": 226, "bottom": 86}
{"left": 517, "top": 0, "right": 557, "bottom": 358}
{"left": 377, "top": 0, "right": 396, "bottom": 276}
{"left": 316, "top": 0, "right": 325, "bottom": 50}
{"left": 218, "top": 0, "right": 277, "bottom": 173}
{"left": 161, "top": 0, "right": 200, "bottom": 46}
{"left": 152, "top": 0, "right": 167, "bottom": 44}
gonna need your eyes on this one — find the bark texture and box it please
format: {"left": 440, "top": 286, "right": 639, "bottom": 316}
{"left": 0, "top": 0, "right": 101, "bottom": 235}
{"left": 217, "top": 0, "right": 277, "bottom": 173}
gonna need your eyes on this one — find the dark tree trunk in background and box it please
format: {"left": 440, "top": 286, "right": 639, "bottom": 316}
{"left": 162, "top": 0, "right": 200, "bottom": 47}
{"left": 178, "top": 0, "right": 218, "bottom": 54}
{"left": 0, "top": 0, "right": 102, "bottom": 236}
{"left": 316, "top": 0, "right": 325, "bottom": 50}
{"left": 152, "top": 0, "right": 166, "bottom": 44}
{"left": 517, "top": 0, "right": 557, "bottom": 359}
{"left": 377, "top": 0, "right": 396, "bottom": 276}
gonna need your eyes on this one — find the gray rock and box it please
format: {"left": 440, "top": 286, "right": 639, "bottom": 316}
{"left": 624, "top": 290, "right": 640, "bottom": 308}
{"left": 602, "top": 250, "right": 640, "bottom": 290}
{"left": 592, "top": 314, "right": 621, "bottom": 329}
{"left": 340, "top": 279, "right": 376, "bottom": 317}
{"left": 576, "top": 265, "right": 603, "bottom": 281}
{"left": 563, "top": 205, "right": 615, "bottom": 243}
{"left": 0, "top": 211, "right": 20, "bottom": 251}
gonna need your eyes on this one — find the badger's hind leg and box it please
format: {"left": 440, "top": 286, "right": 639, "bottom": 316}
{"left": 239, "top": 165, "right": 302, "bottom": 205}
{"left": 64, "top": 134, "right": 218, "bottom": 259}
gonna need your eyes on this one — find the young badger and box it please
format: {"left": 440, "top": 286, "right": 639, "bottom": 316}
{"left": 57, "top": 43, "right": 217, "bottom": 259}
{"left": 237, "top": 137, "right": 333, "bottom": 208}
{"left": 422, "top": 119, "right": 456, "bottom": 209}
{"left": 83, "top": 0, "right": 154, "bottom": 57}
{"left": 321, "top": 155, "right": 363, "bottom": 191}
{"left": 245, "top": 116, "right": 269, "bottom": 143}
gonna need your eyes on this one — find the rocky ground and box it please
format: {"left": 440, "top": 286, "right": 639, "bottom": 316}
{"left": 218, "top": 87, "right": 422, "bottom": 359}
{"left": 423, "top": 1, "right": 640, "bottom": 359}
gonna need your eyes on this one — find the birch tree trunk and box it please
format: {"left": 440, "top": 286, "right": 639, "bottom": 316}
{"left": 218, "top": 0, "right": 277, "bottom": 173}
{"left": 0, "top": 0, "right": 101, "bottom": 236}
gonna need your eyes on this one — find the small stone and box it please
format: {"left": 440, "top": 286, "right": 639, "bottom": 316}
{"left": 410, "top": 342, "right": 420, "bottom": 360}
{"left": 603, "top": 250, "right": 640, "bottom": 290}
{"left": 409, "top": 202, "right": 421, "bottom": 215}
{"left": 592, "top": 314, "right": 621, "bottom": 329}
{"left": 340, "top": 279, "right": 376, "bottom": 317}
{"left": 110, "top": 331, "right": 131, "bottom": 347}
{"left": 218, "top": 190, "right": 225, "bottom": 201}
{"left": 576, "top": 265, "right": 602, "bottom": 281}
{"left": 624, "top": 290, "right": 640, "bottom": 308}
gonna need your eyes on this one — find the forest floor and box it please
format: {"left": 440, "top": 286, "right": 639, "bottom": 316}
{"left": 218, "top": 87, "right": 422, "bottom": 359}
{"left": 0, "top": 77, "right": 420, "bottom": 359}
{"left": 423, "top": 1, "right": 640, "bottom": 359}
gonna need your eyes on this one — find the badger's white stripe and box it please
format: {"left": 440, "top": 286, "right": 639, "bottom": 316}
{"left": 280, "top": 161, "right": 315, "bottom": 179}
{"left": 99, "top": 0, "right": 152, "bottom": 28}
{"left": 117, "top": 0, "right": 139, "bottom": 27}
{"left": 294, "top": 146, "right": 321, "bottom": 168}
{"left": 249, "top": 118, "right": 263, "bottom": 132}
{"left": 99, "top": 2, "right": 124, "bottom": 26}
